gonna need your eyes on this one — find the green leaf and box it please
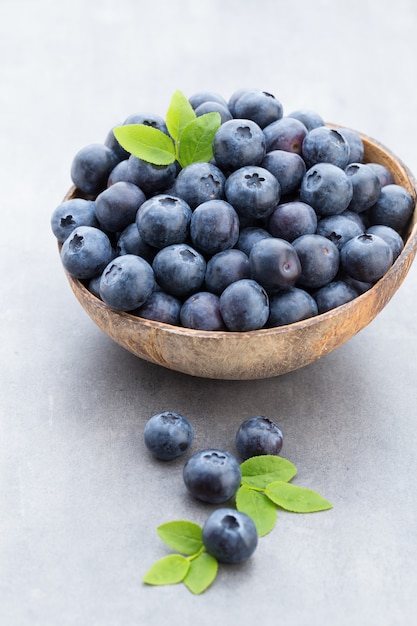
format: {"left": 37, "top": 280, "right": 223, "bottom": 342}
{"left": 143, "top": 554, "right": 190, "bottom": 586}
{"left": 157, "top": 521, "right": 204, "bottom": 555}
{"left": 177, "top": 112, "right": 221, "bottom": 168}
{"left": 235, "top": 484, "right": 277, "bottom": 537}
{"left": 166, "top": 89, "right": 196, "bottom": 142}
{"left": 113, "top": 124, "right": 176, "bottom": 165}
{"left": 240, "top": 455, "right": 297, "bottom": 489}
{"left": 265, "top": 481, "right": 333, "bottom": 513}
{"left": 183, "top": 552, "right": 218, "bottom": 595}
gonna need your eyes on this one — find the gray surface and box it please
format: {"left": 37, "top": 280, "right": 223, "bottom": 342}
{"left": 1, "top": 0, "right": 417, "bottom": 624}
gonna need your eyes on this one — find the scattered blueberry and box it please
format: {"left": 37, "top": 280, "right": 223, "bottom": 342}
{"left": 202, "top": 508, "right": 258, "bottom": 564}
{"left": 143, "top": 411, "right": 194, "bottom": 461}
{"left": 183, "top": 449, "right": 242, "bottom": 504}
{"left": 235, "top": 416, "right": 283, "bottom": 460}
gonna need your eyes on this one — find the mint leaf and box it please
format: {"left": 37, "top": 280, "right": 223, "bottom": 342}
{"left": 178, "top": 112, "right": 221, "bottom": 168}
{"left": 265, "top": 481, "right": 333, "bottom": 513}
{"left": 240, "top": 455, "right": 297, "bottom": 489}
{"left": 235, "top": 484, "right": 277, "bottom": 537}
{"left": 113, "top": 124, "right": 176, "bottom": 165}
{"left": 157, "top": 520, "right": 204, "bottom": 555}
{"left": 143, "top": 554, "right": 190, "bottom": 586}
{"left": 166, "top": 89, "right": 196, "bottom": 142}
{"left": 183, "top": 552, "right": 218, "bottom": 595}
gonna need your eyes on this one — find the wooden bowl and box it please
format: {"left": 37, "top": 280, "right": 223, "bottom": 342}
{"left": 61, "top": 132, "right": 417, "bottom": 380}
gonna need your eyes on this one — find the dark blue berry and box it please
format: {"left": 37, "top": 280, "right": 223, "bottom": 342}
{"left": 183, "top": 450, "right": 242, "bottom": 504}
{"left": 249, "top": 237, "right": 301, "bottom": 292}
{"left": 51, "top": 198, "right": 98, "bottom": 243}
{"left": 144, "top": 411, "right": 194, "bottom": 461}
{"left": 136, "top": 195, "right": 192, "bottom": 249}
{"left": 202, "top": 508, "right": 258, "bottom": 564}
{"left": 224, "top": 166, "right": 280, "bottom": 220}
{"left": 219, "top": 279, "right": 269, "bottom": 331}
{"left": 180, "top": 292, "right": 226, "bottom": 331}
{"left": 212, "top": 119, "right": 266, "bottom": 172}
{"left": 60, "top": 226, "right": 114, "bottom": 280}
{"left": 302, "top": 127, "right": 350, "bottom": 169}
{"left": 268, "top": 287, "right": 318, "bottom": 326}
{"left": 313, "top": 280, "right": 359, "bottom": 314}
{"left": 235, "top": 416, "right": 283, "bottom": 460}
{"left": 340, "top": 233, "right": 393, "bottom": 283}
{"left": 99, "top": 254, "right": 155, "bottom": 311}
{"left": 292, "top": 234, "right": 340, "bottom": 289}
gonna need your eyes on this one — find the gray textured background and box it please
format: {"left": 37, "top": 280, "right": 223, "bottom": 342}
{"left": 1, "top": 1, "right": 417, "bottom": 624}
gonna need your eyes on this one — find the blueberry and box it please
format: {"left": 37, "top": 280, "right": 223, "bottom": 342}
{"left": 173, "top": 162, "right": 226, "bottom": 209}
{"left": 235, "top": 416, "right": 283, "bottom": 460}
{"left": 300, "top": 163, "right": 353, "bottom": 216}
{"left": 194, "top": 101, "right": 233, "bottom": 124}
{"left": 235, "top": 226, "right": 273, "bottom": 256}
{"left": 366, "top": 224, "right": 404, "bottom": 261}
{"left": 212, "top": 119, "right": 266, "bottom": 172}
{"left": 152, "top": 244, "right": 206, "bottom": 298}
{"left": 95, "top": 181, "right": 146, "bottom": 233}
{"left": 292, "top": 234, "right": 340, "bottom": 289}
{"left": 232, "top": 89, "right": 284, "bottom": 129}
{"left": 202, "top": 508, "right": 258, "bottom": 564}
{"left": 313, "top": 280, "right": 359, "bottom": 314}
{"left": 249, "top": 237, "right": 301, "bottom": 292}
{"left": 263, "top": 117, "right": 308, "bottom": 154}
{"left": 104, "top": 126, "right": 130, "bottom": 161}
{"left": 51, "top": 198, "right": 98, "bottom": 243}
{"left": 60, "top": 226, "right": 114, "bottom": 279}
{"left": 224, "top": 166, "right": 280, "bottom": 220}
{"left": 180, "top": 292, "right": 226, "bottom": 331}
{"left": 190, "top": 199, "right": 240, "bottom": 256}
{"left": 261, "top": 150, "right": 306, "bottom": 196}
{"left": 316, "top": 214, "right": 364, "bottom": 250}
{"left": 287, "top": 109, "right": 325, "bottom": 131}
{"left": 219, "top": 279, "right": 269, "bottom": 332}
{"left": 302, "top": 127, "right": 351, "bottom": 169}
{"left": 345, "top": 163, "right": 381, "bottom": 214}
{"left": 108, "top": 159, "right": 130, "bottom": 186}
{"left": 205, "top": 249, "right": 250, "bottom": 295}
{"left": 337, "top": 128, "right": 364, "bottom": 164}
{"left": 144, "top": 411, "right": 194, "bottom": 461}
{"left": 366, "top": 163, "right": 395, "bottom": 187}
{"left": 71, "top": 143, "right": 120, "bottom": 196}
{"left": 268, "top": 201, "right": 317, "bottom": 242}
{"left": 268, "top": 287, "right": 318, "bottom": 326}
{"left": 136, "top": 194, "right": 192, "bottom": 249}
{"left": 183, "top": 450, "right": 242, "bottom": 504}
{"left": 125, "top": 155, "right": 177, "bottom": 195}
{"left": 122, "top": 111, "right": 169, "bottom": 134}
{"left": 368, "top": 184, "right": 414, "bottom": 233}
{"left": 116, "top": 222, "right": 157, "bottom": 263}
{"left": 133, "top": 290, "right": 182, "bottom": 325}
{"left": 227, "top": 87, "right": 257, "bottom": 116}
{"left": 188, "top": 91, "right": 229, "bottom": 110}
{"left": 340, "top": 233, "right": 394, "bottom": 283}
{"left": 99, "top": 254, "right": 156, "bottom": 311}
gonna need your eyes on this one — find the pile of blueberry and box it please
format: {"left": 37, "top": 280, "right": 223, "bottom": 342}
{"left": 51, "top": 88, "right": 415, "bottom": 331}
{"left": 143, "top": 411, "right": 284, "bottom": 564}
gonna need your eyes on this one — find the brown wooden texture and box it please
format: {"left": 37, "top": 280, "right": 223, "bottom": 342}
{"left": 61, "top": 132, "right": 417, "bottom": 379}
